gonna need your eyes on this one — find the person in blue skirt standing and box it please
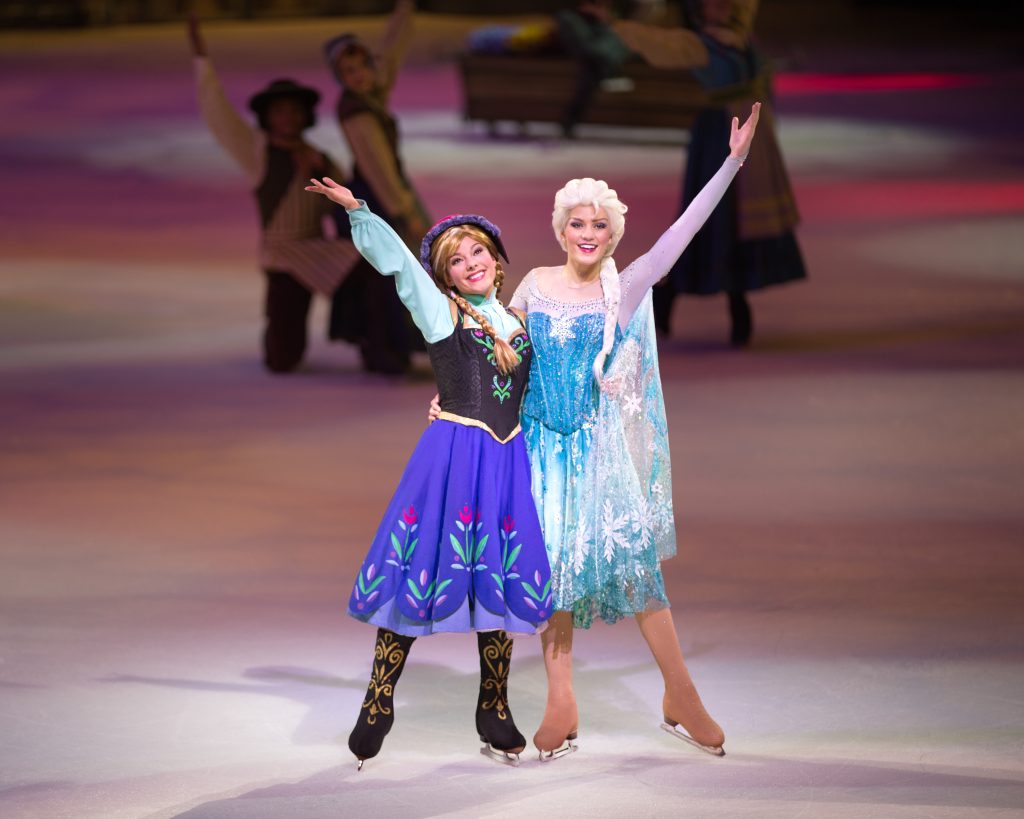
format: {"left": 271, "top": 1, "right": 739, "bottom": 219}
{"left": 305, "top": 176, "right": 553, "bottom": 768}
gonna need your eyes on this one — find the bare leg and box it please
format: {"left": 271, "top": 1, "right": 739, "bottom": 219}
{"left": 532, "top": 611, "right": 579, "bottom": 752}
{"left": 635, "top": 608, "right": 725, "bottom": 749}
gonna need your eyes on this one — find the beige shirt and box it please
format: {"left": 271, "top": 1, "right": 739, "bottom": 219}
{"left": 194, "top": 56, "right": 360, "bottom": 295}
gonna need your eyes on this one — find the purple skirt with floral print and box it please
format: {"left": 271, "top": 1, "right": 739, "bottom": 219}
{"left": 348, "top": 419, "right": 553, "bottom": 637}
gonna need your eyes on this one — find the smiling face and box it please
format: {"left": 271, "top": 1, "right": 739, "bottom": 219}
{"left": 335, "top": 48, "right": 375, "bottom": 95}
{"left": 445, "top": 234, "right": 498, "bottom": 297}
{"left": 561, "top": 205, "right": 612, "bottom": 267}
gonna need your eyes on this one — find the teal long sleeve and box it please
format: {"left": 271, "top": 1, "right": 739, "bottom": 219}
{"left": 347, "top": 203, "right": 455, "bottom": 343}
{"left": 347, "top": 202, "right": 524, "bottom": 343}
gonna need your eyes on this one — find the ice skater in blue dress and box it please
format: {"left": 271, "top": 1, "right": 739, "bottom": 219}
{"left": 513, "top": 103, "right": 760, "bottom": 761}
{"left": 306, "top": 176, "right": 553, "bottom": 768}
{"left": 433, "top": 102, "right": 761, "bottom": 761}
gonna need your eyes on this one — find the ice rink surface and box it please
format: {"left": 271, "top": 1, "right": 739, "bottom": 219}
{"left": 1, "top": 11, "right": 1022, "bottom": 819}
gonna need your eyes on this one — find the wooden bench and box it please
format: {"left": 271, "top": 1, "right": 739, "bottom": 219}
{"left": 458, "top": 53, "right": 721, "bottom": 133}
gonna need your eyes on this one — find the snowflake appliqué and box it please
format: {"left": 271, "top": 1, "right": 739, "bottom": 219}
{"left": 630, "top": 497, "right": 655, "bottom": 550}
{"left": 600, "top": 499, "right": 630, "bottom": 563}
{"left": 621, "top": 391, "right": 642, "bottom": 417}
{"left": 571, "top": 516, "right": 592, "bottom": 576}
{"left": 549, "top": 315, "right": 576, "bottom": 345}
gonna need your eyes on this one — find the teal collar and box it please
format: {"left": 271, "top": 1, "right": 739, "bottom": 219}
{"left": 464, "top": 290, "right": 497, "bottom": 308}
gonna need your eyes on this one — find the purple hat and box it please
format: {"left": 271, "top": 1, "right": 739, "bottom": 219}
{"left": 419, "top": 214, "right": 509, "bottom": 275}
{"left": 323, "top": 33, "right": 374, "bottom": 82}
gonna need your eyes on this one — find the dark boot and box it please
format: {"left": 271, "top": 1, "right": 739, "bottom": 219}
{"left": 348, "top": 628, "right": 415, "bottom": 768}
{"left": 728, "top": 292, "right": 752, "bottom": 347}
{"left": 476, "top": 630, "right": 526, "bottom": 763}
{"left": 263, "top": 270, "right": 312, "bottom": 373}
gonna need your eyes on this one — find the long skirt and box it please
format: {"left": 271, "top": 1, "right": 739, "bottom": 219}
{"left": 348, "top": 420, "right": 553, "bottom": 637}
{"left": 668, "top": 106, "right": 807, "bottom": 296}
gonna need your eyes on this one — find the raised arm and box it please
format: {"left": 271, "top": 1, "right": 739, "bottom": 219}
{"left": 617, "top": 102, "right": 760, "bottom": 326}
{"left": 188, "top": 14, "right": 262, "bottom": 183}
{"left": 375, "top": 0, "right": 415, "bottom": 96}
{"left": 341, "top": 113, "right": 425, "bottom": 238}
{"left": 306, "top": 177, "right": 453, "bottom": 342}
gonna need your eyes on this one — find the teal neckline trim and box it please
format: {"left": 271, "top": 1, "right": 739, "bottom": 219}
{"left": 464, "top": 290, "right": 497, "bottom": 308}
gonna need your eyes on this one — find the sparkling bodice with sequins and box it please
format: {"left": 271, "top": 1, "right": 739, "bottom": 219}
{"left": 521, "top": 310, "right": 605, "bottom": 435}
{"left": 505, "top": 156, "right": 747, "bottom": 625}
{"left": 510, "top": 270, "right": 679, "bottom": 628}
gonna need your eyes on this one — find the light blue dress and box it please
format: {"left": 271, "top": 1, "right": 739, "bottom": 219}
{"left": 510, "top": 157, "right": 742, "bottom": 628}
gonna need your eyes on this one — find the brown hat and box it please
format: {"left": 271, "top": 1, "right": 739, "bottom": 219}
{"left": 248, "top": 79, "right": 320, "bottom": 130}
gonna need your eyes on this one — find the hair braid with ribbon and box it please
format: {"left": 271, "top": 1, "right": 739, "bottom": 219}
{"left": 429, "top": 229, "right": 519, "bottom": 375}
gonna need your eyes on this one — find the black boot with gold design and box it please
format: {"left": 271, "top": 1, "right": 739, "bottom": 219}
{"left": 348, "top": 628, "right": 415, "bottom": 769}
{"left": 475, "top": 630, "right": 526, "bottom": 766}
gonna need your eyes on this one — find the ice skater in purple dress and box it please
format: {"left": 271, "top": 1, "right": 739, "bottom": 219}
{"left": 306, "top": 176, "right": 553, "bottom": 769}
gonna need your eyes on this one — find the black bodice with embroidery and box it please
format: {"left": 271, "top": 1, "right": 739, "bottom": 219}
{"left": 427, "top": 313, "right": 532, "bottom": 442}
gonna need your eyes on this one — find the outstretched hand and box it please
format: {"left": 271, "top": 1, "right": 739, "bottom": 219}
{"left": 305, "top": 176, "right": 359, "bottom": 210}
{"left": 729, "top": 101, "right": 761, "bottom": 160}
{"left": 187, "top": 12, "right": 206, "bottom": 57}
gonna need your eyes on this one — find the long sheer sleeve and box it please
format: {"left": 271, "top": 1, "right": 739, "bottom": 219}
{"left": 347, "top": 203, "right": 454, "bottom": 342}
{"left": 617, "top": 156, "right": 742, "bottom": 326}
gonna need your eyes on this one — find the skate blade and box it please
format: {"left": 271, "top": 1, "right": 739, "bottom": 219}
{"left": 537, "top": 732, "right": 579, "bottom": 763}
{"left": 480, "top": 742, "right": 521, "bottom": 767}
{"left": 660, "top": 722, "right": 726, "bottom": 757}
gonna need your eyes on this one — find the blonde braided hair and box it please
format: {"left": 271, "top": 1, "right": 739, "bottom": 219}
{"left": 429, "top": 228, "right": 520, "bottom": 375}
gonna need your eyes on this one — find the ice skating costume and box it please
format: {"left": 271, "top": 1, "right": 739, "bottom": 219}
{"left": 193, "top": 57, "right": 417, "bottom": 374}
{"left": 670, "top": 38, "right": 805, "bottom": 297}
{"left": 511, "top": 158, "right": 743, "bottom": 628}
{"left": 617, "top": 0, "right": 803, "bottom": 298}
{"left": 345, "top": 206, "right": 552, "bottom": 637}
{"left": 194, "top": 57, "right": 361, "bottom": 297}
{"left": 326, "top": 0, "right": 430, "bottom": 250}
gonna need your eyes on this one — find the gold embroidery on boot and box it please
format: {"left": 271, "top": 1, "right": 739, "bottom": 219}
{"left": 480, "top": 631, "right": 514, "bottom": 721}
{"left": 362, "top": 631, "right": 407, "bottom": 726}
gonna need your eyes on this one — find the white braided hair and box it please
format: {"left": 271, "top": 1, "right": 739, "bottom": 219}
{"left": 551, "top": 177, "right": 628, "bottom": 385}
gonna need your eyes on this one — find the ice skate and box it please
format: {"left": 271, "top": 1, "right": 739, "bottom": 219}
{"left": 348, "top": 628, "right": 414, "bottom": 769}
{"left": 660, "top": 720, "right": 725, "bottom": 757}
{"left": 661, "top": 689, "right": 725, "bottom": 758}
{"left": 537, "top": 730, "right": 579, "bottom": 762}
{"left": 476, "top": 631, "right": 526, "bottom": 767}
{"left": 533, "top": 692, "right": 579, "bottom": 763}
